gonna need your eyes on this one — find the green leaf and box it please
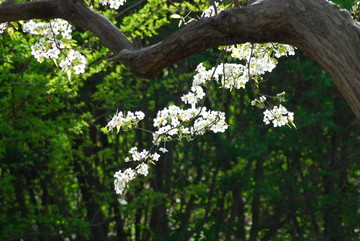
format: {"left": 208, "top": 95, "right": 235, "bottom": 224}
{"left": 10, "top": 22, "right": 19, "bottom": 30}
{"left": 52, "top": 58, "right": 58, "bottom": 67}
{"left": 7, "top": 27, "right": 14, "bottom": 40}
{"left": 288, "top": 119, "right": 297, "bottom": 129}
{"left": 45, "top": 41, "right": 53, "bottom": 52}
{"left": 66, "top": 70, "right": 72, "bottom": 81}
{"left": 170, "top": 14, "right": 182, "bottom": 19}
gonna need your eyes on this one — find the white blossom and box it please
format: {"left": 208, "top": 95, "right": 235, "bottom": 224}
{"left": 192, "top": 62, "right": 249, "bottom": 90}
{"left": 114, "top": 168, "right": 136, "bottom": 195}
{"left": 136, "top": 163, "right": 149, "bottom": 176}
{"left": 192, "top": 63, "right": 214, "bottom": 86}
{"left": 23, "top": 19, "right": 72, "bottom": 38}
{"left": 30, "top": 38, "right": 62, "bottom": 62}
{"left": 99, "top": 0, "right": 126, "bottom": 9}
{"left": 129, "top": 147, "right": 148, "bottom": 161}
{"left": 159, "top": 147, "right": 168, "bottom": 153}
{"left": 125, "top": 146, "right": 162, "bottom": 163}
{"left": 0, "top": 23, "right": 7, "bottom": 34}
{"left": 107, "top": 110, "right": 145, "bottom": 132}
{"left": 263, "top": 105, "right": 294, "bottom": 127}
{"left": 215, "top": 63, "right": 248, "bottom": 90}
{"left": 59, "top": 50, "right": 86, "bottom": 74}
{"left": 152, "top": 153, "right": 160, "bottom": 161}
{"left": 192, "top": 108, "right": 228, "bottom": 134}
{"left": 181, "top": 86, "right": 206, "bottom": 106}
{"left": 227, "top": 43, "right": 295, "bottom": 77}
{"left": 152, "top": 104, "right": 228, "bottom": 144}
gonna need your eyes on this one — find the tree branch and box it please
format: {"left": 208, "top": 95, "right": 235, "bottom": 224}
{"left": 0, "top": 0, "right": 60, "bottom": 22}
{"left": 113, "top": 3, "right": 288, "bottom": 77}
{"left": 0, "top": 0, "right": 359, "bottom": 118}
{"left": 113, "top": 0, "right": 360, "bottom": 119}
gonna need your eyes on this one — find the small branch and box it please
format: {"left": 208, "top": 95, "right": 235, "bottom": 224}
{"left": 115, "top": 0, "right": 147, "bottom": 18}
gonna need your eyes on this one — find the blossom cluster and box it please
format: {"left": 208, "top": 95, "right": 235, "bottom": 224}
{"left": 181, "top": 86, "right": 206, "bottom": 106}
{"left": 112, "top": 61, "right": 237, "bottom": 195}
{"left": 151, "top": 61, "right": 232, "bottom": 145}
{"left": 192, "top": 62, "right": 248, "bottom": 90}
{"left": 228, "top": 43, "right": 295, "bottom": 76}
{"left": 23, "top": 19, "right": 72, "bottom": 39}
{"left": 59, "top": 50, "right": 87, "bottom": 74}
{"left": 99, "top": 0, "right": 126, "bottom": 9}
{"left": 112, "top": 89, "right": 228, "bottom": 195}
{"left": 225, "top": 43, "right": 296, "bottom": 126}
{"left": 107, "top": 111, "right": 145, "bottom": 133}
{"left": 22, "top": 19, "right": 86, "bottom": 74}
{"left": 190, "top": 43, "right": 295, "bottom": 92}
{"left": 126, "top": 146, "right": 160, "bottom": 163}
{"left": 113, "top": 146, "right": 161, "bottom": 195}
{"left": 230, "top": 42, "right": 295, "bottom": 61}
{"left": 107, "top": 111, "right": 152, "bottom": 195}
{"left": 152, "top": 105, "right": 228, "bottom": 144}
{"left": 114, "top": 168, "right": 136, "bottom": 195}
{"left": 263, "top": 105, "right": 295, "bottom": 127}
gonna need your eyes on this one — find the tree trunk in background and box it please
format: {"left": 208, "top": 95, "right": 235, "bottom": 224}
{"left": 73, "top": 139, "right": 108, "bottom": 241}
{"left": 149, "top": 142, "right": 174, "bottom": 238}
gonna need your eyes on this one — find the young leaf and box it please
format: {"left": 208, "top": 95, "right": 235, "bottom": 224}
{"left": 170, "top": 14, "right": 182, "bottom": 19}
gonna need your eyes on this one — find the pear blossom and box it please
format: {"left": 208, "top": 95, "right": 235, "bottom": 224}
{"left": 30, "top": 38, "right": 62, "bottom": 62}
{"left": 152, "top": 153, "right": 160, "bottom": 161}
{"left": 107, "top": 111, "right": 145, "bottom": 132}
{"left": 114, "top": 168, "right": 136, "bottom": 195}
{"left": 22, "top": 19, "right": 86, "bottom": 74}
{"left": 215, "top": 63, "right": 248, "bottom": 89}
{"left": 263, "top": 105, "right": 294, "bottom": 127}
{"left": 59, "top": 50, "right": 86, "bottom": 74}
{"left": 192, "top": 63, "right": 214, "bottom": 86}
{"left": 0, "top": 23, "right": 7, "bottom": 34}
{"left": 159, "top": 147, "right": 168, "bottom": 153}
{"left": 181, "top": 86, "right": 206, "bottom": 106}
{"left": 99, "top": 0, "right": 126, "bottom": 9}
{"left": 136, "top": 163, "right": 149, "bottom": 176}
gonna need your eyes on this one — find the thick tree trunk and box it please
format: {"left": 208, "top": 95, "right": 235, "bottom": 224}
{"left": 1, "top": 0, "right": 359, "bottom": 118}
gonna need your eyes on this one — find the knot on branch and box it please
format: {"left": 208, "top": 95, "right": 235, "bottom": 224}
{"left": 108, "top": 49, "right": 139, "bottom": 62}
{"left": 108, "top": 49, "right": 156, "bottom": 78}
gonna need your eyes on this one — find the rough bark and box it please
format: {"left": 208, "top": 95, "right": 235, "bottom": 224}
{"left": 0, "top": 0, "right": 359, "bottom": 118}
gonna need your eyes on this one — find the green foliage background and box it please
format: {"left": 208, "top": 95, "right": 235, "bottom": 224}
{"left": 0, "top": 0, "right": 359, "bottom": 240}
